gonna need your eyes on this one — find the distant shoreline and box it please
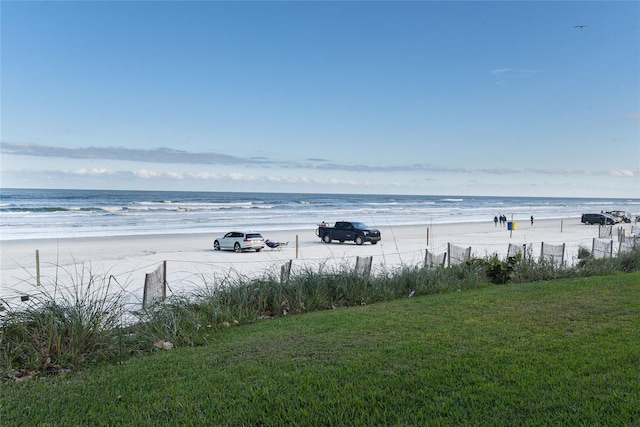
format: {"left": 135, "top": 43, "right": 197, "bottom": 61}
{"left": 0, "top": 215, "right": 586, "bottom": 243}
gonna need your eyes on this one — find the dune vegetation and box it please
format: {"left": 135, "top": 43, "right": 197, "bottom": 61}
{"left": 1, "top": 249, "right": 639, "bottom": 424}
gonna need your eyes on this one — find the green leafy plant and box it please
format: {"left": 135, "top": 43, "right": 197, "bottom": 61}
{"left": 467, "top": 253, "right": 522, "bottom": 284}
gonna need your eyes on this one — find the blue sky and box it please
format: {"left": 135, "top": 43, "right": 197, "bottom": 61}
{"left": 1, "top": 1, "right": 639, "bottom": 198}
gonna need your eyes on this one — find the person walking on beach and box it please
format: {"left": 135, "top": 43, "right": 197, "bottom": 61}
{"left": 494, "top": 216, "right": 498, "bottom": 227}
{"left": 530, "top": 215, "right": 534, "bottom": 225}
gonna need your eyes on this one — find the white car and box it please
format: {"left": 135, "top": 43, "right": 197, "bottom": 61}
{"left": 214, "top": 231, "right": 265, "bottom": 253}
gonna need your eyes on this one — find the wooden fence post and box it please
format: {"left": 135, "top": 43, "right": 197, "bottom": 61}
{"left": 163, "top": 260, "right": 167, "bottom": 299}
{"left": 35, "top": 249, "right": 41, "bottom": 286}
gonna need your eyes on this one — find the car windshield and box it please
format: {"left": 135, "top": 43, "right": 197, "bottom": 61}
{"left": 350, "top": 222, "right": 368, "bottom": 229}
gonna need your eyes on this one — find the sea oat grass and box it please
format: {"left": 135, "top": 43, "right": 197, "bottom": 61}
{"left": 0, "top": 268, "right": 126, "bottom": 378}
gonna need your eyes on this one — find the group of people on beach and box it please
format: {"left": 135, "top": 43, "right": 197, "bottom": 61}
{"left": 493, "top": 214, "right": 534, "bottom": 226}
{"left": 494, "top": 214, "right": 508, "bottom": 227}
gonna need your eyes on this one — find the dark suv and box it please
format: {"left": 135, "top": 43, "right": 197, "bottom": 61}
{"left": 581, "top": 213, "right": 616, "bottom": 225}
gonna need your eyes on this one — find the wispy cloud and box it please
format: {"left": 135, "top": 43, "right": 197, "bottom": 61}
{"left": 0, "top": 142, "right": 463, "bottom": 174}
{"left": 491, "top": 68, "right": 540, "bottom": 76}
{"left": 608, "top": 170, "right": 635, "bottom": 177}
{"left": 129, "top": 171, "right": 257, "bottom": 182}
{"left": 525, "top": 168, "right": 636, "bottom": 178}
{"left": 61, "top": 167, "right": 114, "bottom": 176}
{"left": 132, "top": 169, "right": 174, "bottom": 179}
{"left": 1, "top": 143, "right": 253, "bottom": 166}
{"left": 2, "top": 142, "right": 637, "bottom": 179}
{"left": 477, "top": 167, "right": 523, "bottom": 174}
{"left": 526, "top": 168, "right": 589, "bottom": 176}
{"left": 266, "top": 175, "right": 375, "bottom": 186}
{"left": 491, "top": 68, "right": 541, "bottom": 85}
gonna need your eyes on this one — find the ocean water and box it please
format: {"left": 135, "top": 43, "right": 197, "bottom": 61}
{"left": 1, "top": 188, "right": 639, "bottom": 241}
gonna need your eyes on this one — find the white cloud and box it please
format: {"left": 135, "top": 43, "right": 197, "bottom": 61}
{"left": 264, "top": 175, "right": 378, "bottom": 187}
{"left": 132, "top": 169, "right": 162, "bottom": 178}
{"left": 226, "top": 173, "right": 255, "bottom": 181}
{"left": 265, "top": 176, "right": 307, "bottom": 184}
{"left": 609, "top": 170, "right": 635, "bottom": 177}
{"left": 188, "top": 172, "right": 218, "bottom": 180}
{"left": 165, "top": 171, "right": 183, "bottom": 179}
{"left": 62, "top": 168, "right": 113, "bottom": 176}
{"left": 185, "top": 172, "right": 255, "bottom": 182}
{"left": 526, "top": 168, "right": 589, "bottom": 176}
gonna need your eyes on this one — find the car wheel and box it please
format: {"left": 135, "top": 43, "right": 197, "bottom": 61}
{"left": 371, "top": 241, "right": 378, "bottom": 245}
{"left": 234, "top": 242, "right": 242, "bottom": 253}
{"left": 355, "top": 235, "right": 363, "bottom": 245}
{"left": 214, "top": 241, "right": 220, "bottom": 251}
{"left": 323, "top": 234, "right": 332, "bottom": 244}
{"left": 256, "top": 248, "right": 262, "bottom": 252}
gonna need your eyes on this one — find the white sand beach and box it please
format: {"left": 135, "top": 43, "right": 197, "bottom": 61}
{"left": 1, "top": 217, "right": 636, "bottom": 308}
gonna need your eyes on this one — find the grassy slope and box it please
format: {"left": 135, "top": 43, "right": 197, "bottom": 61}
{"left": 1, "top": 273, "right": 639, "bottom": 426}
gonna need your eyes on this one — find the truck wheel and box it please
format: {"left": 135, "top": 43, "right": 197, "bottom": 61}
{"left": 323, "top": 234, "right": 332, "bottom": 244}
{"left": 355, "top": 235, "right": 364, "bottom": 245}
{"left": 371, "top": 241, "right": 378, "bottom": 245}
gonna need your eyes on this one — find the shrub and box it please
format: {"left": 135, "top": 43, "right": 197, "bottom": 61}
{"left": 617, "top": 247, "right": 640, "bottom": 272}
{"left": 466, "top": 254, "right": 521, "bottom": 285}
{"left": 577, "top": 246, "right": 592, "bottom": 260}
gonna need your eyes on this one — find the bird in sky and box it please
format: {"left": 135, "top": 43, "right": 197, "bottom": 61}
{"left": 573, "top": 25, "right": 588, "bottom": 28}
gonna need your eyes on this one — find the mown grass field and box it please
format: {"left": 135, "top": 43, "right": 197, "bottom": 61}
{"left": 1, "top": 273, "right": 639, "bottom": 426}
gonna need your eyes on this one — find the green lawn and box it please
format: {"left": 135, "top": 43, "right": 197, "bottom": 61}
{"left": 2, "top": 273, "right": 639, "bottom": 426}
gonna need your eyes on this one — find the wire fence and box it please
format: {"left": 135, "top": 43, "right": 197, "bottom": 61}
{"left": 3, "top": 232, "right": 638, "bottom": 312}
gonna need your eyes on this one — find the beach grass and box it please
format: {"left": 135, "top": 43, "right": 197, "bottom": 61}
{"left": 1, "top": 272, "right": 639, "bottom": 425}
{"left": 0, "top": 266, "right": 127, "bottom": 374}
{"left": 1, "top": 248, "right": 639, "bottom": 378}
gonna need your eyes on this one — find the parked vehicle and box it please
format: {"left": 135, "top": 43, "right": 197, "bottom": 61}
{"left": 606, "top": 210, "right": 632, "bottom": 223}
{"left": 580, "top": 213, "right": 616, "bottom": 225}
{"left": 316, "top": 221, "right": 381, "bottom": 245}
{"left": 214, "top": 231, "right": 264, "bottom": 252}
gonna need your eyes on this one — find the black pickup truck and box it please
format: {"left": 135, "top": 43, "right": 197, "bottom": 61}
{"left": 316, "top": 221, "right": 381, "bottom": 245}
